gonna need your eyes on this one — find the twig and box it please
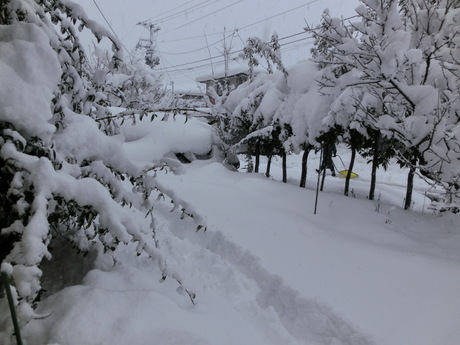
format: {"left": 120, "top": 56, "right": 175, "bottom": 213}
{"left": 1, "top": 273, "right": 23, "bottom": 345}
{"left": 95, "top": 107, "right": 212, "bottom": 122}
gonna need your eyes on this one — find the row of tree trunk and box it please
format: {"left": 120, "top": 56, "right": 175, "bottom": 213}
{"left": 247, "top": 140, "right": 415, "bottom": 210}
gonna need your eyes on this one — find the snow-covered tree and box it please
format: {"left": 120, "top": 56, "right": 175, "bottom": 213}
{"left": 309, "top": 11, "right": 363, "bottom": 195}
{"left": 87, "top": 45, "right": 169, "bottom": 124}
{"left": 241, "top": 33, "right": 288, "bottom": 80}
{"left": 311, "top": 0, "right": 460, "bottom": 210}
{"left": 221, "top": 73, "right": 272, "bottom": 171}
{"left": 223, "top": 57, "right": 332, "bottom": 185}
{"left": 206, "top": 33, "right": 289, "bottom": 174}
{"left": 0, "top": 1, "right": 201, "bottom": 340}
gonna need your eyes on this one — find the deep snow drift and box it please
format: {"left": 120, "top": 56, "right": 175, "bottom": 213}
{"left": 15, "top": 115, "right": 460, "bottom": 345}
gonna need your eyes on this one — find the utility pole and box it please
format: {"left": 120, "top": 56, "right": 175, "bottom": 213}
{"left": 136, "top": 20, "right": 161, "bottom": 68}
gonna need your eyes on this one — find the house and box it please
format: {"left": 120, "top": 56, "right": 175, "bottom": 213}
{"left": 196, "top": 67, "right": 251, "bottom": 104}
{"left": 173, "top": 90, "right": 207, "bottom": 108}
{"left": 170, "top": 89, "right": 213, "bottom": 120}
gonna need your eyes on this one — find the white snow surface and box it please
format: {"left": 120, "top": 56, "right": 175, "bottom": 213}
{"left": 118, "top": 112, "right": 215, "bottom": 168}
{"left": 0, "top": 22, "right": 60, "bottom": 139}
{"left": 21, "top": 116, "right": 460, "bottom": 345}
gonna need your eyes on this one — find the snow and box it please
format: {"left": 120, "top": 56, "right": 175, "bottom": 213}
{"left": 0, "top": 22, "right": 60, "bottom": 139}
{"left": 196, "top": 66, "right": 252, "bottom": 82}
{"left": 0, "top": 263, "right": 13, "bottom": 276}
{"left": 223, "top": 60, "right": 334, "bottom": 152}
{"left": 77, "top": 0, "right": 361, "bottom": 90}
{"left": 2, "top": 2, "right": 460, "bottom": 345}
{"left": 16, "top": 115, "right": 460, "bottom": 345}
{"left": 118, "top": 113, "right": 215, "bottom": 168}
{"left": 157, "top": 152, "right": 460, "bottom": 345}
{"left": 53, "top": 109, "right": 141, "bottom": 176}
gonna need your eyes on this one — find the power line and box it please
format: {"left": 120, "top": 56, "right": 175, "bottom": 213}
{"left": 160, "top": 30, "right": 242, "bottom": 55}
{"left": 156, "top": 32, "right": 315, "bottom": 74}
{"left": 155, "top": 13, "right": 361, "bottom": 75}
{"left": 119, "top": 1, "right": 213, "bottom": 47}
{"left": 281, "top": 36, "right": 314, "bottom": 47}
{"left": 278, "top": 31, "right": 309, "bottom": 42}
{"left": 160, "top": 13, "right": 359, "bottom": 44}
{"left": 120, "top": 0, "right": 225, "bottom": 50}
{"left": 282, "top": 41, "right": 314, "bottom": 52}
{"left": 156, "top": 46, "right": 173, "bottom": 83}
{"left": 174, "top": 0, "right": 246, "bottom": 30}
{"left": 159, "top": 12, "right": 358, "bottom": 56}
{"left": 160, "top": 58, "right": 234, "bottom": 75}
{"left": 237, "top": 0, "right": 322, "bottom": 32}
{"left": 156, "top": 0, "right": 224, "bottom": 25}
{"left": 142, "top": 0, "right": 199, "bottom": 22}
{"left": 158, "top": 37, "right": 312, "bottom": 77}
{"left": 158, "top": 31, "right": 308, "bottom": 57}
{"left": 157, "top": 3, "right": 357, "bottom": 53}
{"left": 159, "top": 1, "right": 317, "bottom": 43}
{"left": 91, "top": 0, "right": 133, "bottom": 56}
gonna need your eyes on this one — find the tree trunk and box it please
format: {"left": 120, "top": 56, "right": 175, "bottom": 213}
{"left": 265, "top": 155, "right": 272, "bottom": 177}
{"left": 254, "top": 141, "right": 260, "bottom": 173}
{"left": 344, "top": 146, "right": 356, "bottom": 196}
{"left": 320, "top": 166, "right": 326, "bottom": 191}
{"left": 314, "top": 146, "right": 323, "bottom": 214}
{"left": 369, "top": 134, "right": 380, "bottom": 200}
{"left": 404, "top": 164, "right": 415, "bottom": 210}
{"left": 282, "top": 152, "right": 287, "bottom": 183}
{"left": 299, "top": 149, "right": 310, "bottom": 188}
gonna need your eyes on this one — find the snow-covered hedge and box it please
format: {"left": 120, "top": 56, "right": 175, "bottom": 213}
{"left": 0, "top": 2, "right": 213, "bottom": 341}
{"left": 221, "top": 0, "right": 460, "bottom": 210}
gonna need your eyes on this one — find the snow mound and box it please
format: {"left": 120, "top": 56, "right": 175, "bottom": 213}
{"left": 119, "top": 114, "right": 215, "bottom": 167}
{"left": 23, "top": 215, "right": 371, "bottom": 345}
{"left": 0, "top": 22, "right": 60, "bottom": 139}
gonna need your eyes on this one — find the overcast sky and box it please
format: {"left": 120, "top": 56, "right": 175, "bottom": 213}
{"left": 79, "top": 0, "right": 361, "bottom": 91}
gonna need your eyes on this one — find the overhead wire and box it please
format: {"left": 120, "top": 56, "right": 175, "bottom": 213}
{"left": 173, "top": 0, "right": 246, "bottom": 30}
{"left": 157, "top": 12, "right": 359, "bottom": 61}
{"left": 93, "top": 0, "right": 359, "bottom": 63}
{"left": 142, "top": 0, "right": 199, "bottom": 22}
{"left": 156, "top": 46, "right": 174, "bottom": 84}
{"left": 160, "top": 13, "right": 359, "bottom": 44}
{"left": 236, "top": 0, "right": 322, "bottom": 32}
{"left": 157, "top": 14, "right": 360, "bottom": 76}
{"left": 158, "top": 37, "right": 315, "bottom": 77}
{"left": 91, "top": 0, "right": 133, "bottom": 56}
{"left": 156, "top": 0, "right": 225, "bottom": 25}
{"left": 160, "top": 58, "right": 236, "bottom": 76}
{"left": 156, "top": 31, "right": 315, "bottom": 74}
{"left": 159, "top": 0, "right": 321, "bottom": 44}
{"left": 120, "top": 0, "right": 223, "bottom": 47}
{"left": 158, "top": 7, "right": 357, "bottom": 58}
{"left": 91, "top": 0, "right": 359, "bottom": 83}
{"left": 159, "top": 30, "right": 309, "bottom": 56}
{"left": 159, "top": 30, "right": 241, "bottom": 55}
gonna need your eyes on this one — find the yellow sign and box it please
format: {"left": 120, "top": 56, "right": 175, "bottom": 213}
{"left": 338, "top": 170, "right": 359, "bottom": 179}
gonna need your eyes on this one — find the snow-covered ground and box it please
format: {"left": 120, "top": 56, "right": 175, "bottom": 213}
{"left": 22, "top": 116, "right": 460, "bottom": 345}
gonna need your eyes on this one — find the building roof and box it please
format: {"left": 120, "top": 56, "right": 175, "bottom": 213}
{"left": 196, "top": 66, "right": 250, "bottom": 83}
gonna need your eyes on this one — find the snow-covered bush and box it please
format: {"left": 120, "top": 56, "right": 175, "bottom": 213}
{"left": 0, "top": 1, "right": 204, "bottom": 340}
{"left": 310, "top": 0, "right": 460, "bottom": 209}
{"left": 222, "top": 58, "right": 333, "bottom": 182}
{"left": 87, "top": 44, "right": 169, "bottom": 119}
{"left": 220, "top": 0, "right": 459, "bottom": 210}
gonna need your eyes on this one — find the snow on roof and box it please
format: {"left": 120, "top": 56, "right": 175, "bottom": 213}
{"left": 196, "top": 66, "right": 250, "bottom": 83}
{"left": 174, "top": 90, "right": 205, "bottom": 96}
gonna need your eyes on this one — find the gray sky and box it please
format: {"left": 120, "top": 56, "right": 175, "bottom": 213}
{"left": 80, "top": 0, "right": 361, "bottom": 91}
